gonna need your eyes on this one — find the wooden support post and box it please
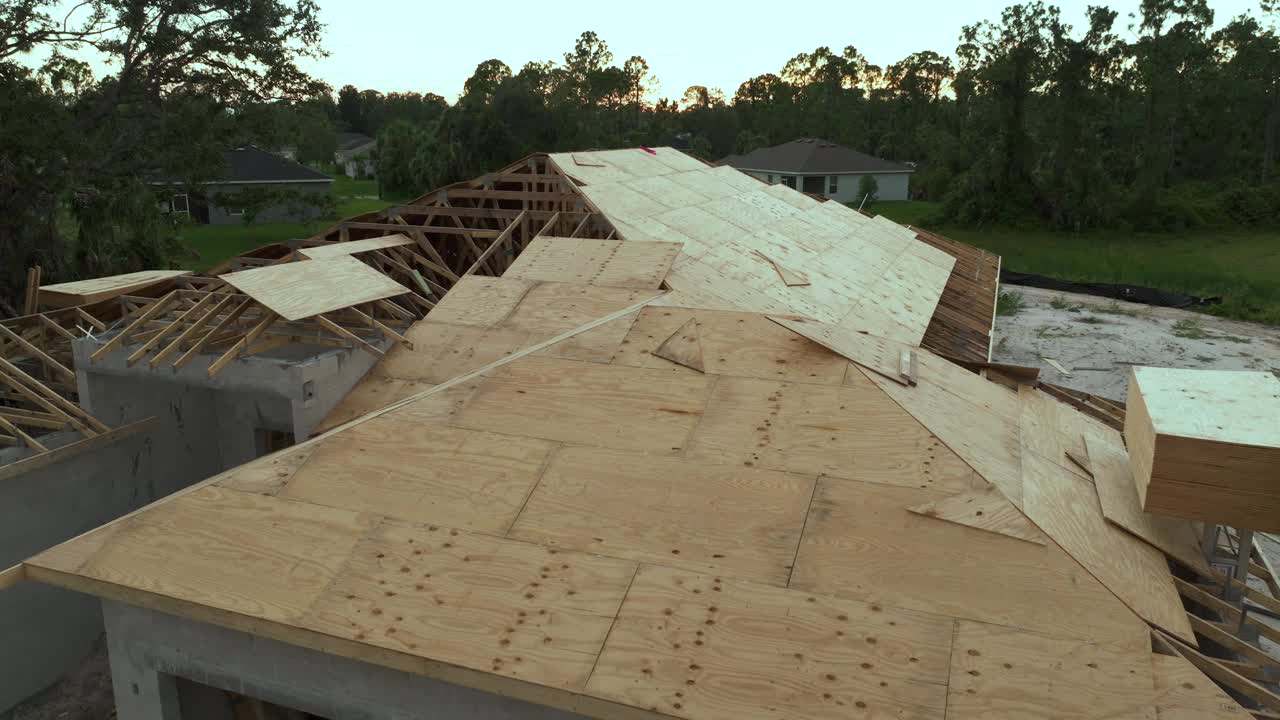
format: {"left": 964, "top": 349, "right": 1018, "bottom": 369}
{"left": 22, "top": 266, "right": 41, "bottom": 315}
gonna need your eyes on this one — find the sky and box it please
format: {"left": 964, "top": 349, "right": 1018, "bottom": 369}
{"left": 35, "top": 0, "right": 1266, "bottom": 101}
{"left": 303, "top": 0, "right": 1263, "bottom": 101}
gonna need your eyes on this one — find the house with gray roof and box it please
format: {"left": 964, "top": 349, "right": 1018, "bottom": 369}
{"left": 155, "top": 145, "right": 334, "bottom": 225}
{"left": 720, "top": 138, "right": 914, "bottom": 202}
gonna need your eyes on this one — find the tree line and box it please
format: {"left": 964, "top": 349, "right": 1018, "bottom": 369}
{"left": 1, "top": 1, "right": 1277, "bottom": 311}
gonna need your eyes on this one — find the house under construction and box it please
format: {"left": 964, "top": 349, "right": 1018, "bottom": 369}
{"left": 1, "top": 147, "right": 1278, "bottom": 720}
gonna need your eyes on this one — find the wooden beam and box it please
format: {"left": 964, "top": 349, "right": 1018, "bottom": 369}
{"left": 1155, "top": 628, "right": 1280, "bottom": 713}
{"left": 0, "top": 407, "right": 70, "bottom": 431}
{"left": 173, "top": 297, "right": 255, "bottom": 370}
{"left": 0, "top": 413, "right": 48, "bottom": 452}
{"left": 0, "top": 564, "right": 25, "bottom": 591}
{"left": 36, "top": 313, "right": 77, "bottom": 342}
{"left": 90, "top": 291, "right": 179, "bottom": 362}
{"left": 22, "top": 266, "right": 40, "bottom": 315}
{"left": 0, "top": 416, "right": 157, "bottom": 483}
{"left": 347, "top": 307, "right": 412, "bottom": 349}
{"left": 536, "top": 212, "right": 561, "bottom": 238}
{"left": 207, "top": 311, "right": 277, "bottom": 377}
{"left": 126, "top": 293, "right": 217, "bottom": 366}
{"left": 342, "top": 221, "right": 501, "bottom": 238}
{"left": 440, "top": 189, "right": 581, "bottom": 203}
{"left": 463, "top": 210, "right": 526, "bottom": 276}
{"left": 149, "top": 293, "right": 239, "bottom": 368}
{"left": 0, "top": 324, "right": 75, "bottom": 382}
{"left": 0, "top": 356, "right": 107, "bottom": 433}
{"left": 315, "top": 316, "right": 385, "bottom": 357}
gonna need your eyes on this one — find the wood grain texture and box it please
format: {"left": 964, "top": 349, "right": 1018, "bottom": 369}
{"left": 946, "top": 620, "right": 1156, "bottom": 720}
{"left": 768, "top": 315, "right": 910, "bottom": 385}
{"left": 451, "top": 356, "right": 712, "bottom": 454}
{"left": 687, "top": 373, "right": 981, "bottom": 494}
{"left": 77, "top": 487, "right": 375, "bottom": 623}
{"left": 312, "top": 376, "right": 435, "bottom": 434}
{"left": 612, "top": 307, "right": 849, "bottom": 385}
{"left": 585, "top": 565, "right": 952, "bottom": 720}
{"left": 220, "top": 257, "right": 409, "bottom": 321}
{"left": 298, "top": 235, "right": 414, "bottom": 260}
{"left": 790, "top": 479, "right": 1149, "bottom": 647}
{"left": 859, "top": 365, "right": 1024, "bottom": 507}
{"left": 652, "top": 318, "right": 704, "bottom": 372}
{"left": 1020, "top": 385, "right": 1122, "bottom": 480}
{"left": 1020, "top": 450, "right": 1195, "bottom": 645}
{"left": 906, "top": 485, "right": 1046, "bottom": 546}
{"left": 37, "top": 269, "right": 191, "bottom": 307}
{"left": 1127, "top": 366, "right": 1280, "bottom": 530}
{"left": 426, "top": 275, "right": 534, "bottom": 326}
{"left": 1083, "top": 435, "right": 1207, "bottom": 573}
{"left": 503, "top": 237, "right": 681, "bottom": 289}
{"left": 216, "top": 443, "right": 320, "bottom": 496}
{"left": 1151, "top": 652, "right": 1250, "bottom": 719}
{"left": 284, "top": 423, "right": 557, "bottom": 533}
{"left": 302, "top": 518, "right": 636, "bottom": 690}
{"left": 509, "top": 446, "right": 815, "bottom": 585}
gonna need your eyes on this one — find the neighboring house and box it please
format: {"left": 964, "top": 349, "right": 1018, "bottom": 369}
{"left": 719, "top": 138, "right": 914, "bottom": 202}
{"left": 336, "top": 132, "right": 377, "bottom": 179}
{"left": 155, "top": 145, "right": 333, "bottom": 225}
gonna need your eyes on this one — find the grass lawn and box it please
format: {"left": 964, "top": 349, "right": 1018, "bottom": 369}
{"left": 868, "top": 200, "right": 1280, "bottom": 326}
{"left": 177, "top": 175, "right": 411, "bottom": 272}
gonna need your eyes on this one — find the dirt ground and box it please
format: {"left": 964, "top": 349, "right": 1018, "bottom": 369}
{"left": 991, "top": 285, "right": 1280, "bottom": 400}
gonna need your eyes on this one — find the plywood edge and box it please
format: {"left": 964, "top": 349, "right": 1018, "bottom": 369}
{"left": 20, "top": 563, "right": 664, "bottom": 720}
{"left": 766, "top": 315, "right": 909, "bottom": 386}
{"left": 651, "top": 317, "right": 704, "bottom": 372}
{"left": 906, "top": 486, "right": 1045, "bottom": 545}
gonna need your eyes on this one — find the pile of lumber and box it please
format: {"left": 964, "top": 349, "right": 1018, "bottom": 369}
{"left": 1126, "top": 366, "right": 1280, "bottom": 531}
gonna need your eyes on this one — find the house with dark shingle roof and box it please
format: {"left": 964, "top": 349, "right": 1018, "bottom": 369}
{"left": 155, "top": 145, "right": 334, "bottom": 225}
{"left": 720, "top": 138, "right": 914, "bottom": 202}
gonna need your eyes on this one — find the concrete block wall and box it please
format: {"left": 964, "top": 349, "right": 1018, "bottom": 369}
{"left": 104, "top": 601, "right": 588, "bottom": 720}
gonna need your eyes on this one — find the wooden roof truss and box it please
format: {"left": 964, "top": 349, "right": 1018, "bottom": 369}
{"left": 90, "top": 289, "right": 415, "bottom": 377}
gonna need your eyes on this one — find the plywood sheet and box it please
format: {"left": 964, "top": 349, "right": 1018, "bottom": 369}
{"left": 1151, "top": 652, "right": 1250, "bottom": 719}
{"left": 503, "top": 237, "right": 681, "bottom": 289}
{"left": 859, "top": 366, "right": 1024, "bottom": 507}
{"left": 216, "top": 444, "right": 320, "bottom": 496}
{"left": 586, "top": 565, "right": 952, "bottom": 720}
{"left": 1020, "top": 385, "right": 1122, "bottom": 479}
{"left": 426, "top": 276, "right": 533, "bottom": 327}
{"left": 451, "top": 356, "right": 711, "bottom": 454}
{"left": 298, "top": 235, "right": 414, "bottom": 260}
{"left": 947, "top": 620, "right": 1156, "bottom": 720}
{"left": 840, "top": 251, "right": 955, "bottom": 345}
{"left": 768, "top": 315, "right": 910, "bottom": 385}
{"left": 302, "top": 518, "right": 636, "bottom": 690}
{"left": 509, "top": 446, "right": 815, "bottom": 585}
{"left": 651, "top": 318, "right": 704, "bottom": 372}
{"left": 906, "top": 485, "right": 1046, "bottom": 546}
{"left": 313, "top": 377, "right": 435, "bottom": 434}
{"left": 790, "top": 479, "right": 1149, "bottom": 647}
{"left": 612, "top": 307, "right": 849, "bottom": 385}
{"left": 283, "top": 423, "right": 557, "bottom": 533}
{"left": 220, "top": 257, "right": 409, "bottom": 321}
{"left": 374, "top": 322, "right": 536, "bottom": 383}
{"left": 1131, "top": 366, "right": 1280, "bottom": 447}
{"left": 74, "top": 487, "right": 375, "bottom": 623}
{"left": 686, "top": 373, "right": 981, "bottom": 494}
{"left": 1084, "top": 435, "right": 1207, "bottom": 573}
{"left": 38, "top": 269, "right": 191, "bottom": 307}
{"left": 1020, "top": 450, "right": 1195, "bottom": 644}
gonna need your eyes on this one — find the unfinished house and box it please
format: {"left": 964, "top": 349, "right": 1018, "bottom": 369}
{"left": 2, "top": 148, "right": 1278, "bottom": 720}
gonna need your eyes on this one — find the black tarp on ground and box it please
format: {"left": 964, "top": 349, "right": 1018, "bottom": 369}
{"left": 999, "top": 270, "right": 1221, "bottom": 309}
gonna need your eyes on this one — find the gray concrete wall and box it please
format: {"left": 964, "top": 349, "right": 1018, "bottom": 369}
{"left": 205, "top": 181, "right": 332, "bottom": 225}
{"left": 0, "top": 338, "right": 387, "bottom": 713}
{"left": 0, "top": 428, "right": 167, "bottom": 712}
{"left": 104, "top": 601, "right": 589, "bottom": 720}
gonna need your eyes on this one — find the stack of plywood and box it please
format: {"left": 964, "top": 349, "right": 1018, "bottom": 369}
{"left": 1125, "top": 366, "right": 1280, "bottom": 531}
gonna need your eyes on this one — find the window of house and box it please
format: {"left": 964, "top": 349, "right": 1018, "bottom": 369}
{"left": 829, "top": 176, "right": 839, "bottom": 194}
{"left": 767, "top": 174, "right": 774, "bottom": 183}
{"left": 782, "top": 175, "right": 796, "bottom": 189}
{"left": 227, "top": 208, "right": 245, "bottom": 217}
